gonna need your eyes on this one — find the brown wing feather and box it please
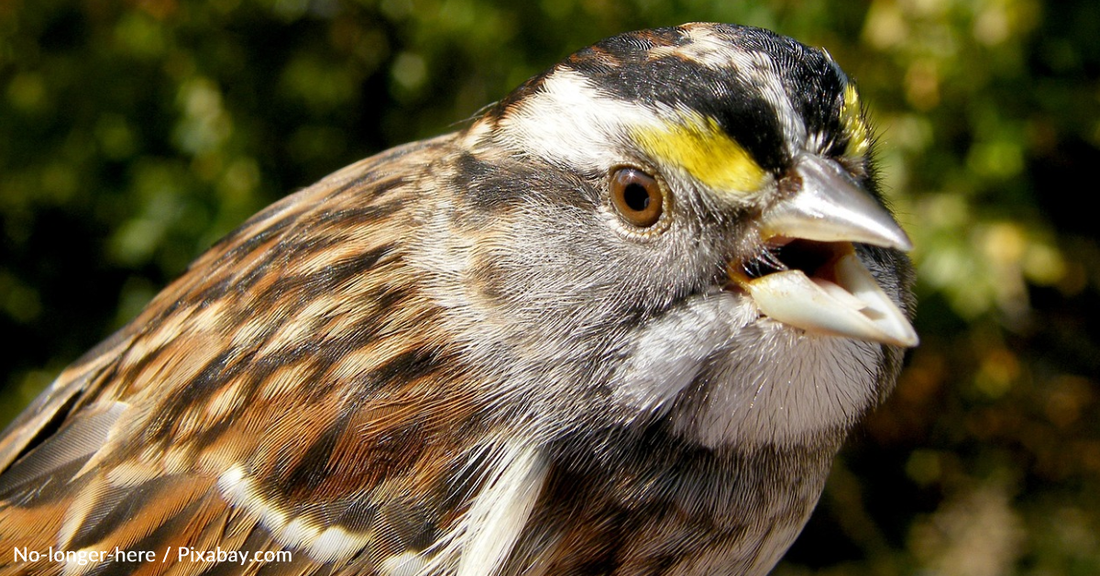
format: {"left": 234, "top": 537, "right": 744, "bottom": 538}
{"left": 0, "top": 329, "right": 134, "bottom": 474}
{"left": 0, "top": 134, "right": 494, "bottom": 576}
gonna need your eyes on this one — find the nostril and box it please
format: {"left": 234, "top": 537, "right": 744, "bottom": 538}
{"left": 777, "top": 172, "right": 803, "bottom": 198}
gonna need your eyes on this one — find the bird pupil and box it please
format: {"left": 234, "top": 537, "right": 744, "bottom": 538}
{"left": 624, "top": 184, "right": 650, "bottom": 212}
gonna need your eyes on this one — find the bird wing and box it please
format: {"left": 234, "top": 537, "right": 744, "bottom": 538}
{"left": 0, "top": 135, "right": 534, "bottom": 576}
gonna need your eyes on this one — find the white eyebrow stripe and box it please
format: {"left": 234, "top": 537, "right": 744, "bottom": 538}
{"left": 496, "top": 68, "right": 665, "bottom": 170}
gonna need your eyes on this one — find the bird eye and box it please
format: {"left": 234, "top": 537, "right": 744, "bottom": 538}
{"left": 610, "top": 167, "right": 663, "bottom": 228}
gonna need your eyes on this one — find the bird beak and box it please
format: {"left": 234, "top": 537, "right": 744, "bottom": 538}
{"left": 729, "top": 154, "right": 919, "bottom": 347}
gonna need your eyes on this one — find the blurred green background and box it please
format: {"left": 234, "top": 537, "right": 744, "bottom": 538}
{"left": 1, "top": 0, "right": 1097, "bottom": 573}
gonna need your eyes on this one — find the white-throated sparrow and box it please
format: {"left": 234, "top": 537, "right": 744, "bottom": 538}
{"left": 0, "top": 23, "right": 916, "bottom": 576}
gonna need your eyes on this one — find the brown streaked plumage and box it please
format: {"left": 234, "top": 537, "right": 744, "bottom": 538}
{"left": 0, "top": 23, "right": 916, "bottom": 576}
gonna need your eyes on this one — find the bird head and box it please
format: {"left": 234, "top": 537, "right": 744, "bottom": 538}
{"left": 415, "top": 23, "right": 917, "bottom": 449}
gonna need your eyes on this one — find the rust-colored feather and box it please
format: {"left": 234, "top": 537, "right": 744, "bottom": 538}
{"left": 0, "top": 136, "right": 494, "bottom": 576}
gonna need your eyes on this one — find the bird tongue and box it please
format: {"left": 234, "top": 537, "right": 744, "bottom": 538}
{"left": 729, "top": 153, "right": 919, "bottom": 347}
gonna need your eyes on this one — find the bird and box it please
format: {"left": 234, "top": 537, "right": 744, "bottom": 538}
{"left": 0, "top": 22, "right": 916, "bottom": 576}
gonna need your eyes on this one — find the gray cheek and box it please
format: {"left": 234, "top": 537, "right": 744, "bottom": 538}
{"left": 609, "top": 292, "right": 752, "bottom": 418}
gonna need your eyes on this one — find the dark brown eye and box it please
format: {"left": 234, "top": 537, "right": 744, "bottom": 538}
{"left": 610, "top": 167, "right": 663, "bottom": 228}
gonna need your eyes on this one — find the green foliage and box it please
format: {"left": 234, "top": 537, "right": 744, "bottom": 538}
{"left": 2, "top": 0, "right": 1098, "bottom": 573}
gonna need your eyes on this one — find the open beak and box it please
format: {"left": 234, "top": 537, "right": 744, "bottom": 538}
{"left": 730, "top": 154, "right": 919, "bottom": 348}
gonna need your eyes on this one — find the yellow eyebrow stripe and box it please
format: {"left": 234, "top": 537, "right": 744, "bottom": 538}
{"left": 631, "top": 114, "right": 766, "bottom": 194}
{"left": 840, "top": 84, "right": 870, "bottom": 158}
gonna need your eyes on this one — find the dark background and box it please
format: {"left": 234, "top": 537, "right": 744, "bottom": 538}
{"left": 2, "top": 0, "right": 1098, "bottom": 573}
